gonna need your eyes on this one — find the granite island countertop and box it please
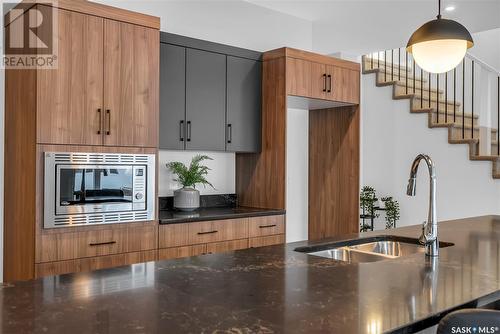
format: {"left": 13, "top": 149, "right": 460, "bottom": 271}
{"left": 1, "top": 215, "right": 499, "bottom": 333}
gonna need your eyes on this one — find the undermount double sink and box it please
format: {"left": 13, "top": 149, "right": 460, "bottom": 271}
{"left": 294, "top": 236, "right": 454, "bottom": 263}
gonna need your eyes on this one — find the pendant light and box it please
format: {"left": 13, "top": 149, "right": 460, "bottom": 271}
{"left": 406, "top": 0, "right": 473, "bottom": 74}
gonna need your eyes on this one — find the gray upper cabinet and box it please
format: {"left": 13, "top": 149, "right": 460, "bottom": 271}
{"left": 159, "top": 43, "right": 186, "bottom": 150}
{"left": 185, "top": 49, "right": 226, "bottom": 151}
{"left": 159, "top": 32, "right": 262, "bottom": 153}
{"left": 226, "top": 56, "right": 261, "bottom": 152}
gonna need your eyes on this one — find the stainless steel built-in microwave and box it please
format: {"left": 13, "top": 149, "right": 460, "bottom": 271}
{"left": 44, "top": 152, "right": 155, "bottom": 228}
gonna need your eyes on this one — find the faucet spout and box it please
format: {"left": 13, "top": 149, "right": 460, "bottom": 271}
{"left": 406, "top": 154, "right": 439, "bottom": 257}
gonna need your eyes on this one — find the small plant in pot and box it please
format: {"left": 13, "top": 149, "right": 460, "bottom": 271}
{"left": 381, "top": 196, "right": 400, "bottom": 229}
{"left": 166, "top": 155, "right": 214, "bottom": 211}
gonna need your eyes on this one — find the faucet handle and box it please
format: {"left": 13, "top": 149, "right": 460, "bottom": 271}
{"left": 419, "top": 223, "right": 427, "bottom": 245}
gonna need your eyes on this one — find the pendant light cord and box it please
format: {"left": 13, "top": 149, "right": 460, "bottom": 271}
{"left": 437, "top": 0, "right": 442, "bottom": 19}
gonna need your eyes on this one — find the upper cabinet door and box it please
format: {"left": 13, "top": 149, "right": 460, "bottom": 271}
{"left": 103, "top": 20, "right": 159, "bottom": 148}
{"left": 326, "top": 65, "right": 360, "bottom": 104}
{"left": 159, "top": 43, "right": 186, "bottom": 150}
{"left": 226, "top": 56, "right": 262, "bottom": 152}
{"left": 185, "top": 49, "right": 226, "bottom": 151}
{"left": 37, "top": 9, "right": 104, "bottom": 145}
{"left": 286, "top": 58, "right": 326, "bottom": 100}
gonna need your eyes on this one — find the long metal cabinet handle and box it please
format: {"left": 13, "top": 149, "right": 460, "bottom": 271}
{"left": 323, "top": 74, "right": 327, "bottom": 92}
{"left": 106, "top": 109, "right": 111, "bottom": 135}
{"left": 227, "top": 124, "right": 232, "bottom": 144}
{"left": 89, "top": 241, "right": 117, "bottom": 246}
{"left": 187, "top": 121, "right": 192, "bottom": 142}
{"left": 327, "top": 75, "right": 332, "bottom": 93}
{"left": 97, "top": 109, "right": 102, "bottom": 134}
{"left": 259, "top": 224, "right": 277, "bottom": 229}
{"left": 179, "top": 120, "right": 185, "bottom": 142}
{"left": 197, "top": 230, "right": 218, "bottom": 235}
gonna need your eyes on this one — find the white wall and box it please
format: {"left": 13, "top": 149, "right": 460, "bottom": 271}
{"left": 286, "top": 109, "right": 309, "bottom": 243}
{"left": 95, "top": 0, "right": 313, "bottom": 52}
{"left": 158, "top": 151, "right": 235, "bottom": 197}
{"left": 362, "top": 73, "right": 500, "bottom": 229}
{"left": 470, "top": 28, "right": 500, "bottom": 73}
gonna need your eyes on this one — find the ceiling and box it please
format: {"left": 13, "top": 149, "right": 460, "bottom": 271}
{"left": 245, "top": 0, "right": 500, "bottom": 54}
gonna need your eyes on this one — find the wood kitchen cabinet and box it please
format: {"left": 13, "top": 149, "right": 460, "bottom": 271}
{"left": 158, "top": 215, "right": 285, "bottom": 261}
{"left": 285, "top": 52, "right": 360, "bottom": 104}
{"left": 37, "top": 8, "right": 104, "bottom": 146}
{"left": 159, "top": 32, "right": 262, "bottom": 153}
{"left": 37, "top": 9, "right": 159, "bottom": 148}
{"left": 103, "top": 20, "right": 159, "bottom": 148}
{"left": 237, "top": 47, "right": 360, "bottom": 241}
{"left": 4, "top": 1, "right": 160, "bottom": 282}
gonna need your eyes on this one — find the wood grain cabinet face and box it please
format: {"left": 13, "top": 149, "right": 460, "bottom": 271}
{"left": 37, "top": 8, "right": 104, "bottom": 146}
{"left": 248, "top": 215, "right": 285, "bottom": 238}
{"left": 37, "top": 12, "right": 159, "bottom": 148}
{"left": 36, "top": 225, "right": 157, "bottom": 263}
{"left": 104, "top": 20, "right": 159, "bottom": 148}
{"left": 286, "top": 58, "right": 327, "bottom": 100}
{"left": 206, "top": 239, "right": 248, "bottom": 254}
{"left": 249, "top": 235, "right": 285, "bottom": 248}
{"left": 327, "top": 66, "right": 360, "bottom": 104}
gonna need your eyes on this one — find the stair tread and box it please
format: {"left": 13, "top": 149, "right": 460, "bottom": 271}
{"left": 363, "top": 53, "right": 499, "bottom": 179}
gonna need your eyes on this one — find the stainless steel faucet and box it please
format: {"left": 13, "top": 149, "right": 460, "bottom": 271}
{"left": 406, "top": 154, "right": 439, "bottom": 257}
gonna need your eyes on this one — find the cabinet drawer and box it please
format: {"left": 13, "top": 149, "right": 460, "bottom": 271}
{"left": 158, "top": 245, "right": 206, "bottom": 261}
{"left": 249, "top": 234, "right": 285, "bottom": 248}
{"left": 188, "top": 219, "right": 248, "bottom": 245}
{"left": 248, "top": 215, "right": 285, "bottom": 238}
{"left": 159, "top": 219, "right": 248, "bottom": 248}
{"left": 206, "top": 239, "right": 248, "bottom": 254}
{"left": 37, "top": 225, "right": 156, "bottom": 263}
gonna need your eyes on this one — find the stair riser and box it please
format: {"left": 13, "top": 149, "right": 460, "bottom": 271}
{"left": 411, "top": 99, "right": 461, "bottom": 111}
{"left": 395, "top": 86, "right": 459, "bottom": 105}
{"left": 450, "top": 127, "right": 498, "bottom": 140}
{"left": 394, "top": 83, "right": 442, "bottom": 94}
{"left": 376, "top": 70, "right": 426, "bottom": 84}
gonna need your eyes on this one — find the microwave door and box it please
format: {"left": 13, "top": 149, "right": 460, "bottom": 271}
{"left": 56, "top": 165, "right": 134, "bottom": 215}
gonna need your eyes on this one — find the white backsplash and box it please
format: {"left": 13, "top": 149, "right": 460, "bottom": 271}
{"left": 158, "top": 150, "right": 236, "bottom": 197}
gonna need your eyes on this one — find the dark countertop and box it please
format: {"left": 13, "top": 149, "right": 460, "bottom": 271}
{"left": 159, "top": 206, "right": 286, "bottom": 224}
{"left": 1, "top": 215, "right": 499, "bottom": 333}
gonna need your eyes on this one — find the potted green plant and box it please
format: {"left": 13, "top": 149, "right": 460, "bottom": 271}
{"left": 360, "top": 186, "right": 378, "bottom": 232}
{"left": 381, "top": 197, "right": 400, "bottom": 229}
{"left": 166, "top": 155, "right": 214, "bottom": 211}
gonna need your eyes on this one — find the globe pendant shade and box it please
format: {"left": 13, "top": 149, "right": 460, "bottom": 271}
{"left": 407, "top": 18, "right": 473, "bottom": 74}
{"left": 411, "top": 39, "right": 468, "bottom": 73}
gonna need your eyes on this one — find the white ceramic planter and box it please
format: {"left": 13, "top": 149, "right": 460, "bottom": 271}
{"left": 173, "top": 187, "right": 200, "bottom": 211}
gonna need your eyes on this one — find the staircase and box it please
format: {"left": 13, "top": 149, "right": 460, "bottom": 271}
{"left": 362, "top": 51, "right": 500, "bottom": 179}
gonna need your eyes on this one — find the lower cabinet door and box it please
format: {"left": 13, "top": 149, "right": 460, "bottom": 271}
{"left": 35, "top": 250, "right": 157, "bottom": 278}
{"left": 249, "top": 234, "right": 285, "bottom": 248}
{"left": 206, "top": 239, "right": 248, "bottom": 254}
{"left": 158, "top": 244, "right": 206, "bottom": 261}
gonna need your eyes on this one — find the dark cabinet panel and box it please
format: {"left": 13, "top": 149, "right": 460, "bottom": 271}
{"left": 159, "top": 43, "right": 186, "bottom": 150}
{"left": 185, "top": 49, "right": 226, "bottom": 151}
{"left": 226, "top": 56, "right": 261, "bottom": 152}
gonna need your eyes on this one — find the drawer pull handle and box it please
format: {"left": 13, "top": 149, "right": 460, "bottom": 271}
{"left": 259, "top": 224, "right": 277, "bottom": 229}
{"left": 89, "top": 241, "right": 117, "bottom": 246}
{"left": 197, "top": 230, "right": 218, "bottom": 235}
